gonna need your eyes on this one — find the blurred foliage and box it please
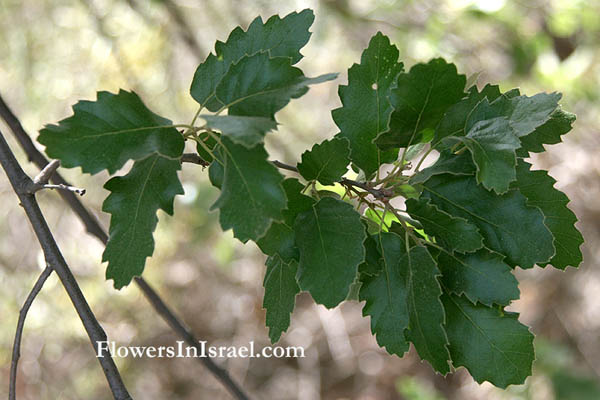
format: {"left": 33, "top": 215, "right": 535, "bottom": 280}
{"left": 1, "top": 0, "right": 599, "bottom": 399}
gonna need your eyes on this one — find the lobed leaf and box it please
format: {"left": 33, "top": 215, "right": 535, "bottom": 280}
{"left": 214, "top": 52, "right": 336, "bottom": 119}
{"left": 512, "top": 160, "right": 583, "bottom": 269}
{"left": 438, "top": 249, "right": 519, "bottom": 306}
{"left": 442, "top": 293, "right": 534, "bottom": 388}
{"left": 102, "top": 154, "right": 184, "bottom": 288}
{"left": 297, "top": 137, "right": 350, "bottom": 185}
{"left": 263, "top": 255, "right": 300, "bottom": 343}
{"left": 405, "top": 198, "right": 484, "bottom": 253}
{"left": 210, "top": 137, "right": 286, "bottom": 242}
{"left": 375, "top": 58, "right": 466, "bottom": 149}
{"left": 421, "top": 174, "right": 554, "bottom": 268}
{"left": 332, "top": 32, "right": 404, "bottom": 176}
{"left": 295, "top": 197, "right": 366, "bottom": 308}
{"left": 359, "top": 232, "right": 410, "bottom": 356}
{"left": 38, "top": 90, "right": 184, "bottom": 175}
{"left": 199, "top": 115, "right": 277, "bottom": 148}
{"left": 190, "top": 9, "right": 315, "bottom": 108}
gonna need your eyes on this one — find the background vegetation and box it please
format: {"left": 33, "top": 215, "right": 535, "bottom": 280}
{"left": 1, "top": 0, "right": 599, "bottom": 398}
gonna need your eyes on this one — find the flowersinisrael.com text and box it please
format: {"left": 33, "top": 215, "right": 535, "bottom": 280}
{"left": 96, "top": 340, "right": 305, "bottom": 359}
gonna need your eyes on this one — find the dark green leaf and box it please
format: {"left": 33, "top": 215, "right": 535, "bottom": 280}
{"left": 404, "top": 246, "right": 450, "bottom": 374}
{"left": 421, "top": 174, "right": 554, "bottom": 268}
{"left": 442, "top": 293, "right": 534, "bottom": 388}
{"left": 332, "top": 32, "right": 404, "bottom": 175}
{"left": 38, "top": 90, "right": 184, "bottom": 175}
{"left": 199, "top": 115, "right": 277, "bottom": 147}
{"left": 405, "top": 198, "right": 483, "bottom": 253}
{"left": 263, "top": 255, "right": 300, "bottom": 343}
{"left": 438, "top": 249, "right": 519, "bottom": 306}
{"left": 375, "top": 58, "right": 466, "bottom": 149}
{"left": 103, "top": 154, "right": 184, "bottom": 288}
{"left": 295, "top": 197, "right": 366, "bottom": 308}
{"left": 215, "top": 52, "right": 337, "bottom": 119}
{"left": 210, "top": 137, "right": 286, "bottom": 242}
{"left": 512, "top": 160, "right": 583, "bottom": 269}
{"left": 190, "top": 9, "right": 314, "bottom": 108}
{"left": 297, "top": 137, "right": 350, "bottom": 185}
{"left": 359, "top": 232, "right": 410, "bottom": 356}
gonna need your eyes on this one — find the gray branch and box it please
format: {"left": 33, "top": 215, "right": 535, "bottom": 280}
{"left": 0, "top": 93, "right": 251, "bottom": 400}
{"left": 0, "top": 128, "right": 132, "bottom": 399}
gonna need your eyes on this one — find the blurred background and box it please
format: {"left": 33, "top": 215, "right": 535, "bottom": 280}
{"left": 1, "top": 0, "right": 599, "bottom": 398}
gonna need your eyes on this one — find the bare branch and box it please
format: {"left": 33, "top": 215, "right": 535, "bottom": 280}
{"left": 9, "top": 265, "right": 53, "bottom": 400}
{"left": 0, "top": 92, "right": 252, "bottom": 400}
{"left": 0, "top": 129, "right": 132, "bottom": 399}
{"left": 28, "top": 183, "right": 87, "bottom": 196}
{"left": 134, "top": 278, "right": 251, "bottom": 400}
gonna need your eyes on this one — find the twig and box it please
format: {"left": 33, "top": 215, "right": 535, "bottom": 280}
{"left": 134, "top": 278, "right": 251, "bottom": 400}
{"left": 9, "top": 265, "right": 53, "bottom": 400}
{"left": 0, "top": 93, "right": 251, "bottom": 400}
{"left": 0, "top": 129, "right": 132, "bottom": 399}
{"left": 181, "top": 152, "right": 209, "bottom": 167}
{"left": 33, "top": 159, "right": 60, "bottom": 184}
{"left": 271, "top": 159, "right": 393, "bottom": 200}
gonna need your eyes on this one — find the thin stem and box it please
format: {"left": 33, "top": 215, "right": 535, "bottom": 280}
{"left": 0, "top": 128, "right": 132, "bottom": 399}
{"left": 9, "top": 265, "right": 53, "bottom": 400}
{"left": 0, "top": 93, "right": 251, "bottom": 400}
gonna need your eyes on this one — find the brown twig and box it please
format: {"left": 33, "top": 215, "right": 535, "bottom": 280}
{"left": 0, "top": 93, "right": 251, "bottom": 400}
{"left": 0, "top": 128, "right": 132, "bottom": 399}
{"left": 272, "top": 159, "right": 393, "bottom": 200}
{"left": 9, "top": 265, "right": 53, "bottom": 400}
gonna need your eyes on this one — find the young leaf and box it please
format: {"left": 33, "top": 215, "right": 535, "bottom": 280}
{"left": 359, "top": 232, "right": 410, "bottom": 356}
{"left": 421, "top": 174, "right": 554, "bottom": 268}
{"left": 190, "top": 9, "right": 315, "bottom": 108}
{"left": 332, "top": 32, "right": 404, "bottom": 176}
{"left": 102, "top": 154, "right": 184, "bottom": 288}
{"left": 297, "top": 137, "right": 350, "bottom": 185}
{"left": 199, "top": 115, "right": 277, "bottom": 148}
{"left": 294, "top": 197, "right": 366, "bottom": 308}
{"left": 375, "top": 58, "right": 466, "bottom": 149}
{"left": 445, "top": 116, "right": 520, "bottom": 194}
{"left": 215, "top": 52, "right": 337, "bottom": 119}
{"left": 263, "top": 255, "right": 300, "bottom": 343}
{"left": 518, "top": 108, "right": 575, "bottom": 154}
{"left": 512, "top": 160, "right": 583, "bottom": 269}
{"left": 210, "top": 137, "right": 286, "bottom": 242}
{"left": 438, "top": 249, "right": 519, "bottom": 306}
{"left": 38, "top": 90, "right": 185, "bottom": 175}
{"left": 442, "top": 293, "right": 534, "bottom": 388}
{"left": 487, "top": 92, "right": 561, "bottom": 138}
{"left": 404, "top": 246, "right": 451, "bottom": 374}
{"left": 405, "top": 198, "right": 483, "bottom": 253}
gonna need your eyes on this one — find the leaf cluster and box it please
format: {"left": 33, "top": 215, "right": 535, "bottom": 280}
{"left": 37, "top": 9, "right": 583, "bottom": 389}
